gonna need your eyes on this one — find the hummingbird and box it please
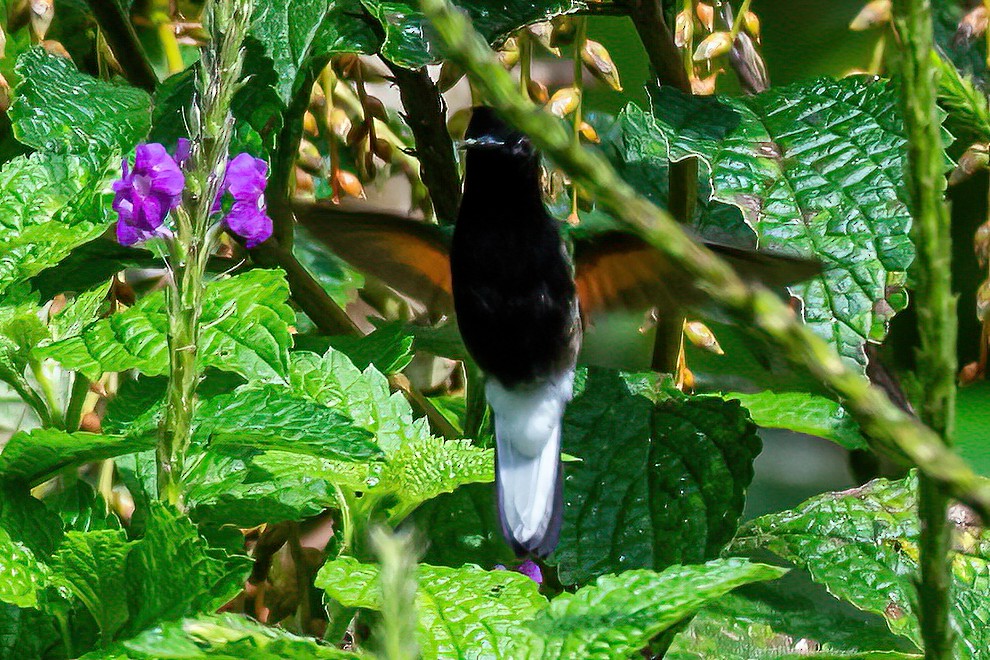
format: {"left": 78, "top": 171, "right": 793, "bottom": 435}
{"left": 293, "top": 107, "right": 818, "bottom": 557}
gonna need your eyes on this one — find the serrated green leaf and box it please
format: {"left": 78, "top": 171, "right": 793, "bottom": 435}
{"left": 0, "top": 429, "right": 154, "bottom": 486}
{"left": 632, "top": 76, "right": 916, "bottom": 368}
{"left": 51, "top": 530, "right": 134, "bottom": 639}
{"left": 726, "top": 390, "right": 867, "bottom": 451}
{"left": 553, "top": 368, "right": 761, "bottom": 585}
{"left": 0, "top": 526, "right": 50, "bottom": 609}
{"left": 0, "top": 485, "right": 63, "bottom": 557}
{"left": 0, "top": 602, "right": 64, "bottom": 660}
{"left": 45, "top": 480, "right": 122, "bottom": 533}
{"left": 49, "top": 282, "right": 111, "bottom": 342}
{"left": 30, "top": 239, "right": 156, "bottom": 301}
{"left": 730, "top": 473, "right": 990, "bottom": 658}
{"left": 935, "top": 51, "right": 990, "bottom": 143}
{"left": 317, "top": 557, "right": 547, "bottom": 659}
{"left": 0, "top": 285, "right": 48, "bottom": 394}
{"left": 83, "top": 613, "right": 363, "bottom": 659}
{"left": 296, "top": 323, "right": 415, "bottom": 375}
{"left": 411, "top": 482, "right": 515, "bottom": 568}
{"left": 10, "top": 48, "right": 150, "bottom": 161}
{"left": 123, "top": 504, "right": 251, "bottom": 637}
{"left": 360, "top": 0, "right": 585, "bottom": 68}
{"left": 37, "top": 269, "right": 295, "bottom": 383}
{"left": 524, "top": 559, "right": 787, "bottom": 658}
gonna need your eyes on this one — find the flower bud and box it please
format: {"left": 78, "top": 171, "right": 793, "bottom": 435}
{"left": 30, "top": 0, "right": 54, "bottom": 40}
{"left": 743, "top": 11, "right": 761, "bottom": 42}
{"left": 497, "top": 37, "right": 520, "bottom": 68}
{"left": 694, "top": 32, "right": 733, "bottom": 62}
{"left": 527, "top": 79, "right": 549, "bottom": 104}
{"left": 978, "top": 281, "right": 990, "bottom": 322}
{"left": 528, "top": 22, "right": 560, "bottom": 56}
{"left": 683, "top": 320, "right": 724, "bottom": 354}
{"left": 955, "top": 5, "right": 988, "bottom": 47}
{"left": 373, "top": 137, "right": 393, "bottom": 162}
{"left": 303, "top": 111, "right": 318, "bottom": 136}
{"left": 696, "top": 2, "right": 715, "bottom": 30}
{"left": 438, "top": 61, "right": 465, "bottom": 92}
{"left": 364, "top": 95, "right": 388, "bottom": 122}
{"left": 582, "top": 39, "right": 622, "bottom": 91}
{"left": 346, "top": 120, "right": 369, "bottom": 147}
{"left": 579, "top": 121, "right": 599, "bottom": 143}
{"left": 335, "top": 169, "right": 365, "bottom": 199}
{"left": 329, "top": 107, "right": 351, "bottom": 138}
{"left": 977, "top": 223, "right": 990, "bottom": 268}
{"left": 674, "top": 10, "right": 693, "bottom": 48}
{"left": 849, "top": 0, "right": 891, "bottom": 31}
{"left": 547, "top": 87, "right": 581, "bottom": 117}
{"left": 676, "top": 366, "right": 696, "bottom": 393}
{"left": 551, "top": 16, "right": 577, "bottom": 47}
{"left": 949, "top": 143, "right": 989, "bottom": 187}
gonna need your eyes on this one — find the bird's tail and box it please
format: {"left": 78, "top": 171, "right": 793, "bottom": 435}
{"left": 486, "top": 372, "right": 574, "bottom": 557}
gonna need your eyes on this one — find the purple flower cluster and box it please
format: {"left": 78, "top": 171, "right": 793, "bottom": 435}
{"left": 113, "top": 142, "right": 273, "bottom": 249}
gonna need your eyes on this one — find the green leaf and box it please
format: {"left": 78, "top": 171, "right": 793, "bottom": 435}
{"left": 123, "top": 504, "right": 250, "bottom": 637}
{"left": 935, "top": 51, "right": 990, "bottom": 143}
{"left": 726, "top": 391, "right": 867, "bottom": 451}
{"left": 197, "top": 383, "right": 380, "bottom": 461}
{"left": 553, "top": 368, "right": 761, "bottom": 585}
{"left": 10, "top": 48, "right": 150, "bottom": 161}
{"left": 250, "top": 0, "right": 379, "bottom": 105}
{"left": 30, "top": 239, "right": 156, "bottom": 301}
{"left": 631, "top": 76, "right": 916, "bottom": 368}
{"left": 295, "top": 323, "right": 414, "bottom": 375}
{"left": 410, "top": 482, "right": 515, "bottom": 568}
{"left": 37, "top": 269, "right": 295, "bottom": 383}
{"left": 730, "top": 474, "right": 990, "bottom": 657}
{"left": 45, "top": 480, "right": 122, "bottom": 533}
{"left": 524, "top": 559, "right": 787, "bottom": 658}
{"left": 293, "top": 225, "right": 365, "bottom": 313}
{"left": 0, "top": 485, "right": 64, "bottom": 557}
{"left": 0, "top": 429, "right": 154, "bottom": 486}
{"left": 0, "top": 603, "right": 64, "bottom": 660}
{"left": 49, "top": 282, "right": 111, "bottom": 342}
{"left": 0, "top": 526, "right": 50, "bottom": 609}
{"left": 316, "top": 557, "right": 547, "bottom": 659}
{"left": 83, "top": 613, "right": 363, "bottom": 659}
{"left": 50, "top": 530, "right": 134, "bottom": 640}
{"left": 360, "top": 0, "right": 585, "bottom": 68}
{"left": 0, "top": 285, "right": 48, "bottom": 393}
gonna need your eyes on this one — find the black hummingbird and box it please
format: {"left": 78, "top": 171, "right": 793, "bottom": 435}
{"left": 293, "top": 107, "right": 818, "bottom": 557}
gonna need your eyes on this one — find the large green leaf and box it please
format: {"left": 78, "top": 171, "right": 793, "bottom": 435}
{"left": 411, "top": 482, "right": 515, "bottom": 568}
{"left": 36, "top": 269, "right": 295, "bottom": 383}
{"left": 10, "top": 48, "right": 150, "bottom": 161}
{"left": 629, "top": 77, "right": 916, "bottom": 368}
{"left": 0, "top": 429, "right": 154, "bottom": 486}
{"left": 360, "top": 0, "right": 586, "bottom": 68}
{"left": 0, "top": 285, "right": 48, "bottom": 395}
{"left": 523, "top": 559, "right": 787, "bottom": 658}
{"left": 0, "top": 526, "right": 50, "bottom": 609}
{"left": 727, "top": 390, "right": 868, "bottom": 451}
{"left": 316, "top": 557, "right": 547, "bottom": 659}
{"left": 83, "top": 613, "right": 362, "bottom": 659}
{"left": 553, "top": 368, "right": 761, "bottom": 585}
{"left": 50, "top": 530, "right": 134, "bottom": 640}
{"left": 0, "top": 603, "right": 64, "bottom": 660}
{"left": 935, "top": 52, "right": 990, "bottom": 144}
{"left": 730, "top": 474, "right": 990, "bottom": 658}
{"left": 0, "top": 485, "right": 64, "bottom": 557}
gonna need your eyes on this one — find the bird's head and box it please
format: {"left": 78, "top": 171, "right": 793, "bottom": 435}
{"left": 461, "top": 107, "right": 536, "bottom": 162}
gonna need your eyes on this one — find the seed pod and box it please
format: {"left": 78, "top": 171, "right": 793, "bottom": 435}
{"left": 579, "top": 121, "right": 599, "bottom": 143}
{"left": 527, "top": 79, "right": 549, "bottom": 104}
{"left": 295, "top": 167, "right": 314, "bottom": 195}
{"left": 364, "top": 95, "right": 388, "bottom": 123}
{"left": 335, "top": 169, "right": 365, "bottom": 199}
{"left": 547, "top": 87, "right": 581, "bottom": 117}
{"left": 298, "top": 140, "right": 321, "bottom": 169}
{"left": 0, "top": 73, "right": 9, "bottom": 113}
{"left": 676, "top": 366, "right": 696, "bottom": 393}
{"left": 956, "top": 5, "right": 989, "bottom": 48}
{"left": 80, "top": 412, "right": 102, "bottom": 434}
{"left": 30, "top": 0, "right": 54, "bottom": 41}
{"left": 0, "top": 25, "right": 7, "bottom": 59}
{"left": 303, "top": 111, "right": 318, "bottom": 136}
{"left": 674, "top": 10, "right": 693, "bottom": 48}
{"left": 528, "top": 21, "right": 560, "bottom": 56}
{"left": 497, "top": 37, "right": 520, "bottom": 68}
{"left": 949, "top": 143, "right": 990, "bottom": 187}
{"left": 978, "top": 281, "right": 990, "bottom": 322}
{"left": 691, "top": 72, "right": 719, "bottom": 95}
{"left": 693, "top": 31, "right": 733, "bottom": 62}
{"left": 729, "top": 32, "right": 770, "bottom": 94}
{"left": 959, "top": 361, "right": 984, "bottom": 386}
{"left": 329, "top": 107, "right": 351, "bottom": 138}
{"left": 551, "top": 16, "right": 577, "bottom": 47}
{"left": 334, "top": 53, "right": 362, "bottom": 79}
{"left": 683, "top": 320, "right": 724, "bottom": 355}
{"left": 346, "top": 120, "right": 370, "bottom": 147}
{"left": 438, "top": 60, "right": 465, "bottom": 92}
{"left": 581, "top": 39, "right": 622, "bottom": 91}
{"left": 743, "top": 11, "right": 761, "bottom": 42}
{"left": 849, "top": 0, "right": 891, "bottom": 31}
{"left": 976, "top": 223, "right": 990, "bottom": 268}
{"left": 373, "top": 137, "right": 394, "bottom": 162}
{"left": 696, "top": 2, "right": 715, "bottom": 31}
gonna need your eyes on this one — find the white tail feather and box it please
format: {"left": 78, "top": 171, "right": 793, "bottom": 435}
{"left": 486, "top": 371, "right": 574, "bottom": 555}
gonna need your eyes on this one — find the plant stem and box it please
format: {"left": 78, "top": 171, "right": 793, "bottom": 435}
{"left": 64, "top": 373, "right": 89, "bottom": 432}
{"left": 29, "top": 358, "right": 62, "bottom": 428}
{"left": 85, "top": 0, "right": 158, "bottom": 91}
{"left": 892, "top": 0, "right": 958, "bottom": 657}
{"left": 570, "top": 18, "right": 587, "bottom": 222}
{"left": 150, "top": 0, "right": 185, "bottom": 75}
{"left": 420, "top": 0, "right": 990, "bottom": 520}
{"left": 728, "top": 0, "right": 753, "bottom": 40}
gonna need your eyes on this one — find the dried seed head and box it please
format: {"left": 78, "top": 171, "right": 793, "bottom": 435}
{"left": 683, "top": 320, "right": 724, "bottom": 355}
{"left": 30, "top": 0, "right": 54, "bottom": 40}
{"left": 743, "top": 11, "right": 762, "bottom": 42}
{"left": 497, "top": 37, "right": 520, "bottom": 68}
{"left": 527, "top": 79, "right": 549, "bottom": 104}
{"left": 346, "top": 120, "right": 370, "bottom": 147}
{"left": 696, "top": 2, "right": 715, "bottom": 30}
{"left": 674, "top": 10, "right": 693, "bottom": 48}
{"left": 956, "top": 5, "right": 989, "bottom": 48}
{"left": 547, "top": 87, "right": 581, "bottom": 117}
{"left": 295, "top": 167, "right": 314, "bottom": 195}
{"left": 849, "top": 0, "right": 891, "bottom": 31}
{"left": 693, "top": 31, "right": 733, "bottom": 62}
{"left": 335, "top": 169, "right": 365, "bottom": 199}
{"left": 373, "top": 137, "right": 394, "bottom": 162}
{"left": 303, "top": 111, "right": 318, "bottom": 136}
{"left": 364, "top": 95, "right": 388, "bottom": 122}
{"left": 551, "top": 16, "right": 577, "bottom": 47}
{"left": 579, "top": 121, "right": 599, "bottom": 143}
{"left": 950, "top": 143, "right": 990, "bottom": 187}
{"left": 582, "top": 39, "right": 622, "bottom": 91}
{"left": 438, "top": 60, "right": 465, "bottom": 92}
{"left": 528, "top": 21, "right": 560, "bottom": 56}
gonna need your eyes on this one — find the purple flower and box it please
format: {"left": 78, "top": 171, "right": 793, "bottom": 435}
{"left": 494, "top": 560, "right": 543, "bottom": 585}
{"left": 218, "top": 153, "right": 273, "bottom": 248}
{"left": 113, "top": 143, "right": 184, "bottom": 246}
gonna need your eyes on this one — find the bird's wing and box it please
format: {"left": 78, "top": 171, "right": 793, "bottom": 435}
{"left": 573, "top": 231, "right": 820, "bottom": 318}
{"left": 292, "top": 201, "right": 455, "bottom": 316}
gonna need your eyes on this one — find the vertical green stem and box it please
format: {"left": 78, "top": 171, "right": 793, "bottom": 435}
{"left": 891, "top": 1, "right": 957, "bottom": 658}
{"left": 519, "top": 32, "right": 532, "bottom": 98}
{"left": 570, "top": 18, "right": 587, "bottom": 221}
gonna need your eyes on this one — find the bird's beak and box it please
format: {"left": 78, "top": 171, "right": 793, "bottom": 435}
{"left": 457, "top": 135, "right": 508, "bottom": 150}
